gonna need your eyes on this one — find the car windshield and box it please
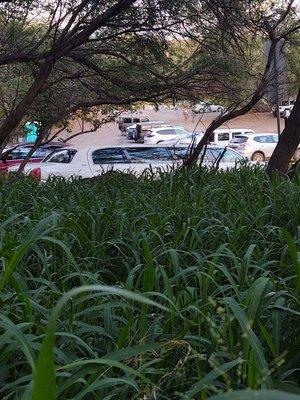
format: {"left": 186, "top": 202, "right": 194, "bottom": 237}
{"left": 2, "top": 146, "right": 34, "bottom": 160}
{"left": 44, "top": 149, "right": 77, "bottom": 163}
{"left": 230, "top": 135, "right": 248, "bottom": 143}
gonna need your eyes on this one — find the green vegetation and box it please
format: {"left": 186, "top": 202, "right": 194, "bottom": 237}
{"left": 0, "top": 167, "right": 299, "bottom": 399}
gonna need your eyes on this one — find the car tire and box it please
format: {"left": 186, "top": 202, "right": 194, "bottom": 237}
{"left": 293, "top": 148, "right": 300, "bottom": 161}
{"left": 207, "top": 106, "right": 212, "bottom": 113}
{"left": 217, "top": 106, "right": 223, "bottom": 113}
{"left": 251, "top": 152, "right": 265, "bottom": 162}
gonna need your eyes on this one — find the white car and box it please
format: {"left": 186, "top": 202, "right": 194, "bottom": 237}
{"left": 9, "top": 145, "right": 248, "bottom": 181}
{"left": 272, "top": 100, "right": 294, "bottom": 118}
{"left": 143, "top": 126, "right": 191, "bottom": 144}
{"left": 210, "top": 128, "right": 255, "bottom": 146}
{"left": 193, "top": 102, "right": 224, "bottom": 113}
{"left": 228, "top": 133, "right": 300, "bottom": 162}
{"left": 158, "top": 131, "right": 204, "bottom": 146}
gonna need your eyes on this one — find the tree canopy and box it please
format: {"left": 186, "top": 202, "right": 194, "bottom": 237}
{"left": 0, "top": 0, "right": 299, "bottom": 173}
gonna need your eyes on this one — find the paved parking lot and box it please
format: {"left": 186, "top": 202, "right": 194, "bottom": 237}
{"left": 57, "top": 107, "right": 281, "bottom": 148}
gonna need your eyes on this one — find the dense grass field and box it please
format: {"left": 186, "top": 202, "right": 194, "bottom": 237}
{"left": 0, "top": 166, "right": 299, "bottom": 399}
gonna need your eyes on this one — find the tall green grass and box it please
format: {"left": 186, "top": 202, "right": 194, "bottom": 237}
{"left": 0, "top": 166, "right": 299, "bottom": 399}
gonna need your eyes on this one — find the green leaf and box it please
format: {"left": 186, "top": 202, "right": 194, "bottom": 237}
{"left": 184, "top": 358, "right": 242, "bottom": 399}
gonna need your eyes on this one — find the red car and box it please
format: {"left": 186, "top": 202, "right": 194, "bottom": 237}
{"left": 0, "top": 142, "right": 69, "bottom": 173}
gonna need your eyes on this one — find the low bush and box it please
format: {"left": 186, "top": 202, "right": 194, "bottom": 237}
{"left": 0, "top": 166, "right": 299, "bottom": 399}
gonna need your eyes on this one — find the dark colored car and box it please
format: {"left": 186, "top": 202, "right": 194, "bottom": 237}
{"left": 0, "top": 142, "right": 69, "bottom": 173}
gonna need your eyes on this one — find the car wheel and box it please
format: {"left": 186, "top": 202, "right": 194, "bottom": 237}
{"left": 251, "top": 152, "right": 265, "bottom": 162}
{"left": 293, "top": 148, "right": 300, "bottom": 161}
{"left": 217, "top": 106, "right": 223, "bottom": 112}
{"left": 207, "top": 106, "right": 212, "bottom": 113}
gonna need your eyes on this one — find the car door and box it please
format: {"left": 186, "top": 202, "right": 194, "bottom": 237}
{"left": 42, "top": 149, "right": 82, "bottom": 179}
{"left": 254, "top": 135, "right": 276, "bottom": 159}
{"left": 89, "top": 148, "right": 131, "bottom": 175}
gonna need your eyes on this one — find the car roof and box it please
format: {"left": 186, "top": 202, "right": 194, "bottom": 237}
{"left": 214, "top": 128, "right": 255, "bottom": 133}
{"left": 73, "top": 144, "right": 232, "bottom": 152}
{"left": 233, "top": 132, "right": 277, "bottom": 137}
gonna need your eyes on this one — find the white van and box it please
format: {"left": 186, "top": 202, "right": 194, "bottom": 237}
{"left": 209, "top": 128, "right": 255, "bottom": 146}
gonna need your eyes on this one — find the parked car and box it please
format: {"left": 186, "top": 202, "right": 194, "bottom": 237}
{"left": 174, "top": 146, "right": 248, "bottom": 170}
{"left": 159, "top": 128, "right": 255, "bottom": 147}
{"left": 0, "top": 142, "right": 69, "bottom": 173}
{"left": 193, "top": 102, "right": 225, "bottom": 113}
{"left": 9, "top": 145, "right": 247, "bottom": 181}
{"left": 209, "top": 128, "right": 256, "bottom": 146}
{"left": 272, "top": 100, "right": 295, "bottom": 118}
{"left": 117, "top": 115, "right": 151, "bottom": 134}
{"left": 126, "top": 121, "right": 165, "bottom": 140}
{"left": 158, "top": 131, "right": 204, "bottom": 146}
{"left": 143, "top": 126, "right": 191, "bottom": 144}
{"left": 228, "top": 133, "right": 300, "bottom": 162}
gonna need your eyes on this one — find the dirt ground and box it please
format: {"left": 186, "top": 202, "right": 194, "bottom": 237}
{"left": 57, "top": 107, "right": 282, "bottom": 148}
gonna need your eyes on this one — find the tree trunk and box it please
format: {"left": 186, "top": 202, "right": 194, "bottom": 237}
{"left": 266, "top": 88, "right": 300, "bottom": 176}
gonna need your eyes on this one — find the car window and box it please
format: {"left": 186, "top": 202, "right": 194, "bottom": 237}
{"left": 157, "top": 129, "right": 175, "bottom": 135}
{"left": 122, "top": 118, "right": 132, "bottom": 124}
{"left": 92, "top": 148, "right": 127, "bottom": 164}
{"left": 45, "top": 149, "right": 77, "bottom": 163}
{"left": 254, "top": 135, "right": 272, "bottom": 143}
{"left": 133, "top": 118, "right": 140, "bottom": 123}
{"left": 270, "top": 135, "right": 278, "bottom": 143}
{"left": 223, "top": 149, "right": 243, "bottom": 161}
{"left": 232, "top": 132, "right": 241, "bottom": 137}
{"left": 8, "top": 147, "right": 32, "bottom": 160}
{"left": 141, "top": 118, "right": 150, "bottom": 122}
{"left": 245, "top": 131, "right": 254, "bottom": 135}
{"left": 230, "top": 135, "right": 248, "bottom": 143}
{"left": 126, "top": 147, "right": 173, "bottom": 161}
{"left": 217, "top": 132, "right": 230, "bottom": 141}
